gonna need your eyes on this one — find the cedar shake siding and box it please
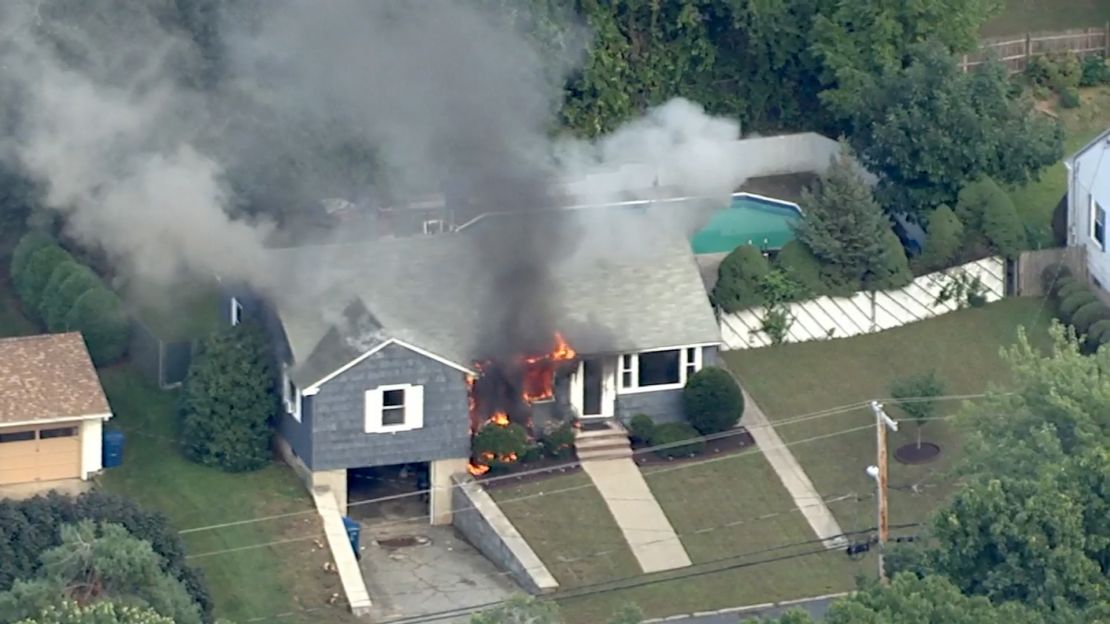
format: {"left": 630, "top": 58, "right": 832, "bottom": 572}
{"left": 310, "top": 343, "right": 470, "bottom": 470}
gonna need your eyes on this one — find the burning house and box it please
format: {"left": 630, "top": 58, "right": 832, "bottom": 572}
{"left": 223, "top": 211, "right": 720, "bottom": 524}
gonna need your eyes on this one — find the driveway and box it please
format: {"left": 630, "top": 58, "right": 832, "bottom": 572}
{"left": 358, "top": 519, "right": 517, "bottom": 624}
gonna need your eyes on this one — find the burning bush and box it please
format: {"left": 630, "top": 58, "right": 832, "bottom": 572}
{"left": 472, "top": 422, "right": 529, "bottom": 472}
{"left": 650, "top": 422, "right": 705, "bottom": 459}
{"left": 682, "top": 367, "right": 744, "bottom": 435}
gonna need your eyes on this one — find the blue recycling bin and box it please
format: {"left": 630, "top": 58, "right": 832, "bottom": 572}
{"left": 102, "top": 430, "right": 125, "bottom": 468}
{"left": 341, "top": 516, "right": 361, "bottom": 559}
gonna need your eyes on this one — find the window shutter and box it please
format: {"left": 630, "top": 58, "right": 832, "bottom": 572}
{"left": 364, "top": 389, "right": 382, "bottom": 432}
{"left": 407, "top": 385, "right": 425, "bottom": 429}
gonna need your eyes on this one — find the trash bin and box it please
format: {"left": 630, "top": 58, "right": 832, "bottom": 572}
{"left": 341, "top": 516, "right": 360, "bottom": 560}
{"left": 102, "top": 430, "right": 125, "bottom": 468}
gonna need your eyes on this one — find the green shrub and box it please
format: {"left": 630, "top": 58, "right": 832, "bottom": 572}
{"left": 1041, "top": 263, "right": 1073, "bottom": 294}
{"left": 36, "top": 260, "right": 79, "bottom": 321}
{"left": 64, "top": 287, "right": 129, "bottom": 365}
{"left": 520, "top": 443, "right": 543, "bottom": 463}
{"left": 919, "top": 205, "right": 964, "bottom": 271}
{"left": 1059, "top": 87, "right": 1081, "bottom": 109}
{"left": 712, "top": 244, "right": 770, "bottom": 312}
{"left": 650, "top": 422, "right": 705, "bottom": 459}
{"left": 179, "top": 323, "right": 278, "bottom": 472}
{"left": 15, "top": 244, "right": 73, "bottom": 318}
{"left": 1079, "top": 55, "right": 1110, "bottom": 87}
{"left": 980, "top": 188, "right": 1026, "bottom": 258}
{"left": 1071, "top": 301, "right": 1110, "bottom": 335}
{"left": 1055, "top": 279, "right": 1089, "bottom": 303}
{"left": 864, "top": 228, "right": 914, "bottom": 290}
{"left": 1086, "top": 319, "right": 1110, "bottom": 350}
{"left": 10, "top": 231, "right": 54, "bottom": 282}
{"left": 42, "top": 264, "right": 101, "bottom": 332}
{"left": 1059, "top": 290, "right": 1098, "bottom": 321}
{"left": 471, "top": 423, "right": 529, "bottom": 470}
{"left": 539, "top": 424, "right": 574, "bottom": 459}
{"left": 628, "top": 414, "right": 655, "bottom": 445}
{"left": 682, "top": 367, "right": 744, "bottom": 435}
{"left": 1026, "top": 52, "right": 1081, "bottom": 92}
{"left": 956, "top": 177, "right": 1010, "bottom": 240}
{"left": 773, "top": 241, "right": 825, "bottom": 295}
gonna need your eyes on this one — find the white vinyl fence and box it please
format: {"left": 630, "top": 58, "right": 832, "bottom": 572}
{"left": 720, "top": 257, "right": 1006, "bottom": 350}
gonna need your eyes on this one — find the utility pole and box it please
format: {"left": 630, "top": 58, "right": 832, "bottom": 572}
{"left": 867, "top": 400, "right": 898, "bottom": 584}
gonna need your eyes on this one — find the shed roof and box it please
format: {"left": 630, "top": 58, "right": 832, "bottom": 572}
{"left": 0, "top": 333, "right": 111, "bottom": 425}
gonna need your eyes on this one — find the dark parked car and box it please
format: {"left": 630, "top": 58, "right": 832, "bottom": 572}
{"left": 891, "top": 212, "right": 926, "bottom": 257}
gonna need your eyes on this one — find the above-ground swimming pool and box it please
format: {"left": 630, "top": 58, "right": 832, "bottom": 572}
{"left": 690, "top": 193, "right": 803, "bottom": 255}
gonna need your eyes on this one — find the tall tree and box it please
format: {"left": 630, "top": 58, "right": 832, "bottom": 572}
{"left": 842, "top": 43, "right": 1062, "bottom": 216}
{"left": 15, "top": 601, "right": 174, "bottom": 624}
{"left": 794, "top": 150, "right": 909, "bottom": 292}
{"left": 0, "top": 522, "right": 202, "bottom": 624}
{"left": 179, "top": 322, "right": 278, "bottom": 472}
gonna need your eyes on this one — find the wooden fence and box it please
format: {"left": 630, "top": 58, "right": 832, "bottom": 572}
{"left": 1015, "top": 246, "right": 1088, "bottom": 297}
{"left": 960, "top": 25, "right": 1110, "bottom": 73}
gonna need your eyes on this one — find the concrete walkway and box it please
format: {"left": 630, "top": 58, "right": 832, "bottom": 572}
{"left": 742, "top": 390, "right": 848, "bottom": 549}
{"left": 581, "top": 458, "right": 692, "bottom": 573}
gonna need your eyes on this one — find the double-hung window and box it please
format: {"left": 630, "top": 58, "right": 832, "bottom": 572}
{"left": 1092, "top": 199, "right": 1107, "bottom": 250}
{"left": 365, "top": 384, "right": 425, "bottom": 433}
{"left": 281, "top": 365, "right": 301, "bottom": 422}
{"left": 618, "top": 347, "right": 703, "bottom": 392}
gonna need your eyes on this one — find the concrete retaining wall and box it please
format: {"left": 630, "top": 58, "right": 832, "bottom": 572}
{"left": 451, "top": 475, "right": 559, "bottom": 595}
{"left": 310, "top": 487, "right": 372, "bottom": 616}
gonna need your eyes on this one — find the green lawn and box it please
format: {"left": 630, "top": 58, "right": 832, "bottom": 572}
{"left": 97, "top": 366, "right": 356, "bottom": 624}
{"left": 983, "top": 0, "right": 1110, "bottom": 37}
{"left": 1011, "top": 85, "right": 1110, "bottom": 247}
{"left": 725, "top": 297, "right": 1054, "bottom": 530}
{"left": 492, "top": 458, "right": 864, "bottom": 623}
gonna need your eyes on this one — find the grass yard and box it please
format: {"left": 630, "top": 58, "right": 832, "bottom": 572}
{"left": 982, "top": 0, "right": 1110, "bottom": 37}
{"left": 1011, "top": 85, "right": 1110, "bottom": 247}
{"left": 724, "top": 298, "right": 1054, "bottom": 531}
{"left": 492, "top": 458, "right": 865, "bottom": 623}
{"left": 97, "top": 366, "right": 357, "bottom": 624}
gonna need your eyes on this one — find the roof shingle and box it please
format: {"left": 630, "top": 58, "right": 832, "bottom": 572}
{"left": 0, "top": 333, "right": 111, "bottom": 424}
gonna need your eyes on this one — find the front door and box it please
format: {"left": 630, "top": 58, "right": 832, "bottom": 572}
{"left": 572, "top": 358, "right": 615, "bottom": 419}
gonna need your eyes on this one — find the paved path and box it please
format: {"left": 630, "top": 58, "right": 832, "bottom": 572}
{"left": 742, "top": 389, "right": 848, "bottom": 549}
{"left": 581, "top": 458, "right": 692, "bottom": 573}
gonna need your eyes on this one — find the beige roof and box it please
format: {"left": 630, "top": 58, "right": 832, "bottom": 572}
{"left": 0, "top": 333, "right": 111, "bottom": 424}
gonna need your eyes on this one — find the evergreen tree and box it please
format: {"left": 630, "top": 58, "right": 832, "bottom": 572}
{"left": 795, "top": 151, "right": 907, "bottom": 292}
{"left": 920, "top": 204, "right": 964, "bottom": 270}
{"left": 16, "top": 601, "right": 174, "bottom": 624}
{"left": 179, "top": 323, "right": 278, "bottom": 472}
{"left": 64, "top": 287, "right": 129, "bottom": 366}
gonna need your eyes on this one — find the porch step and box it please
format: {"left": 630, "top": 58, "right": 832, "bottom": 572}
{"left": 575, "top": 421, "right": 633, "bottom": 462}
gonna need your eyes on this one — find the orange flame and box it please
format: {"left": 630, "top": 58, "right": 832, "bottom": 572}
{"left": 488, "top": 411, "right": 510, "bottom": 426}
{"left": 467, "top": 463, "right": 490, "bottom": 476}
{"left": 521, "top": 332, "right": 577, "bottom": 403}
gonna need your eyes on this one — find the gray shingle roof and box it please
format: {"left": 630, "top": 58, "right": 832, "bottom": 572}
{"left": 271, "top": 213, "right": 721, "bottom": 387}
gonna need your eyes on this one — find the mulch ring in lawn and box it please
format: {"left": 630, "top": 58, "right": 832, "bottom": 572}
{"left": 633, "top": 427, "right": 756, "bottom": 467}
{"left": 477, "top": 456, "right": 582, "bottom": 490}
{"left": 895, "top": 442, "right": 941, "bottom": 465}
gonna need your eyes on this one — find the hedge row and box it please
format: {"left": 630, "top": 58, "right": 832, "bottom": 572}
{"left": 1043, "top": 264, "right": 1110, "bottom": 350}
{"left": 10, "top": 232, "right": 128, "bottom": 365}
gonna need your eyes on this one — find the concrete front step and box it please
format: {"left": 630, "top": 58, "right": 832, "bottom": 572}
{"left": 576, "top": 446, "right": 634, "bottom": 461}
{"left": 575, "top": 422, "right": 626, "bottom": 440}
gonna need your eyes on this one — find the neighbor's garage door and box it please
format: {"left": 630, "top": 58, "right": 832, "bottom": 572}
{"left": 0, "top": 425, "right": 81, "bottom": 485}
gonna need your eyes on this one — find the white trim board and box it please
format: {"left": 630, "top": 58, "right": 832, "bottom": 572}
{"left": 0, "top": 412, "right": 112, "bottom": 429}
{"left": 303, "top": 338, "right": 475, "bottom": 395}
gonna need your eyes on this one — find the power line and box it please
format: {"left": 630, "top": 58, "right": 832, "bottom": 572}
{"left": 177, "top": 393, "right": 990, "bottom": 536}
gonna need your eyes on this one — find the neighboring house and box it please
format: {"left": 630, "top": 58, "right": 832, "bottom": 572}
{"left": 0, "top": 333, "right": 113, "bottom": 486}
{"left": 1066, "top": 129, "right": 1110, "bottom": 287}
{"left": 225, "top": 216, "right": 720, "bottom": 522}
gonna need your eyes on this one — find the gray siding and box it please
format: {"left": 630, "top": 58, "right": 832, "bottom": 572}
{"left": 615, "top": 346, "right": 720, "bottom": 424}
{"left": 279, "top": 395, "right": 314, "bottom": 467}
{"left": 311, "top": 343, "right": 470, "bottom": 470}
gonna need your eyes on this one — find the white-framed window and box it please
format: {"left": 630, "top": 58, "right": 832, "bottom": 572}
{"left": 230, "top": 297, "right": 244, "bottom": 326}
{"left": 1092, "top": 198, "right": 1106, "bottom": 250}
{"left": 281, "top": 365, "right": 301, "bottom": 422}
{"left": 422, "top": 219, "right": 445, "bottom": 235}
{"left": 365, "top": 384, "right": 424, "bottom": 433}
{"left": 618, "top": 347, "right": 703, "bottom": 393}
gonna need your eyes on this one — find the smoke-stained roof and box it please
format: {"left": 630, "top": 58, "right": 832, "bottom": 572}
{"left": 271, "top": 214, "right": 721, "bottom": 387}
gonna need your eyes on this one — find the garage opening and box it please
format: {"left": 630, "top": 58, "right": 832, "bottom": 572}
{"left": 0, "top": 425, "right": 81, "bottom": 485}
{"left": 347, "top": 463, "right": 430, "bottom": 524}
